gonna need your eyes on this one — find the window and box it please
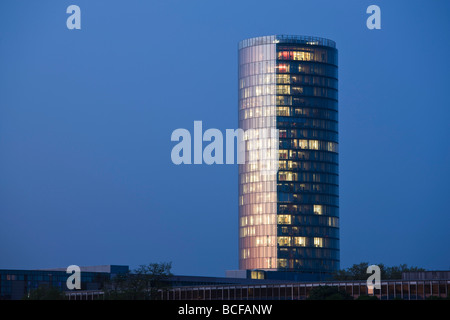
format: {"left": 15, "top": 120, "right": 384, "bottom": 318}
{"left": 309, "top": 140, "right": 319, "bottom": 150}
{"left": 314, "top": 205, "right": 323, "bottom": 215}
{"left": 277, "top": 85, "right": 290, "bottom": 95}
{"left": 276, "top": 74, "right": 290, "bottom": 84}
{"left": 278, "top": 215, "right": 291, "bottom": 225}
{"left": 278, "top": 237, "right": 291, "bottom": 246}
{"left": 298, "top": 140, "right": 308, "bottom": 149}
{"left": 277, "top": 63, "right": 290, "bottom": 73}
{"left": 328, "top": 142, "right": 338, "bottom": 153}
{"left": 256, "top": 237, "right": 267, "bottom": 246}
{"left": 291, "top": 87, "right": 303, "bottom": 94}
{"left": 328, "top": 217, "right": 339, "bottom": 227}
{"left": 278, "top": 51, "right": 314, "bottom": 61}
{"left": 278, "top": 171, "right": 297, "bottom": 181}
{"left": 287, "top": 161, "right": 296, "bottom": 170}
{"left": 278, "top": 259, "right": 288, "bottom": 268}
{"left": 279, "top": 150, "right": 288, "bottom": 159}
{"left": 251, "top": 271, "right": 264, "bottom": 279}
{"left": 277, "top": 51, "right": 291, "bottom": 60}
{"left": 276, "top": 95, "right": 292, "bottom": 105}
{"left": 313, "top": 237, "right": 323, "bottom": 248}
{"left": 292, "top": 51, "right": 313, "bottom": 61}
{"left": 277, "top": 107, "right": 290, "bottom": 117}
{"left": 294, "top": 237, "right": 306, "bottom": 247}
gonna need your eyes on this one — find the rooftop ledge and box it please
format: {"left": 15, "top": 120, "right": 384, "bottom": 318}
{"left": 238, "top": 35, "right": 336, "bottom": 50}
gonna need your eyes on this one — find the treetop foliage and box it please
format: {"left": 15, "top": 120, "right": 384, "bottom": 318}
{"left": 333, "top": 262, "right": 425, "bottom": 281}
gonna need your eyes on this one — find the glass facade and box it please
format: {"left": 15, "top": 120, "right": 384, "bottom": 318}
{"left": 163, "top": 279, "right": 450, "bottom": 300}
{"left": 238, "top": 37, "right": 278, "bottom": 270}
{"left": 238, "top": 35, "right": 339, "bottom": 273}
{"left": 0, "top": 269, "right": 110, "bottom": 300}
{"left": 0, "top": 265, "right": 128, "bottom": 300}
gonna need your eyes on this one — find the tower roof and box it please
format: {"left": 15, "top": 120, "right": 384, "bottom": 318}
{"left": 238, "top": 34, "right": 336, "bottom": 50}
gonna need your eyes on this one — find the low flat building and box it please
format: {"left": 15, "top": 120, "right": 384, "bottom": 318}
{"left": 3, "top": 265, "right": 449, "bottom": 300}
{"left": 0, "top": 265, "right": 128, "bottom": 300}
{"left": 66, "top": 272, "right": 450, "bottom": 300}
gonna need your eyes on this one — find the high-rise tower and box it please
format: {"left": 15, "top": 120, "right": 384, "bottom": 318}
{"left": 238, "top": 35, "right": 339, "bottom": 275}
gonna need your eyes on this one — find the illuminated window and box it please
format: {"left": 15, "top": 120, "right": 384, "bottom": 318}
{"left": 328, "top": 217, "right": 339, "bottom": 227}
{"left": 241, "top": 249, "right": 250, "bottom": 259}
{"left": 256, "top": 236, "right": 268, "bottom": 246}
{"left": 278, "top": 215, "right": 291, "bottom": 225}
{"left": 251, "top": 271, "right": 264, "bottom": 279}
{"left": 278, "top": 259, "right": 288, "bottom": 268}
{"left": 278, "top": 51, "right": 314, "bottom": 61}
{"left": 309, "top": 140, "right": 319, "bottom": 150}
{"left": 314, "top": 205, "right": 323, "bottom": 215}
{"left": 314, "top": 237, "right": 323, "bottom": 248}
{"left": 278, "top": 237, "right": 291, "bottom": 246}
{"left": 277, "top": 85, "right": 290, "bottom": 95}
{"left": 279, "top": 150, "right": 288, "bottom": 159}
{"left": 292, "top": 51, "right": 313, "bottom": 61}
{"left": 277, "top": 64, "right": 290, "bottom": 73}
{"left": 277, "top": 51, "right": 291, "bottom": 60}
{"left": 299, "top": 140, "right": 308, "bottom": 149}
{"left": 328, "top": 142, "right": 338, "bottom": 153}
{"left": 294, "top": 237, "right": 306, "bottom": 247}
{"left": 278, "top": 171, "right": 297, "bottom": 181}
{"left": 287, "top": 161, "right": 295, "bottom": 170}
{"left": 277, "top": 107, "right": 290, "bottom": 116}
{"left": 276, "top": 74, "right": 290, "bottom": 84}
{"left": 276, "top": 95, "right": 292, "bottom": 105}
{"left": 291, "top": 87, "right": 303, "bottom": 94}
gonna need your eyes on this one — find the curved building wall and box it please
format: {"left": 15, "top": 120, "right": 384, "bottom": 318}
{"left": 238, "top": 35, "right": 339, "bottom": 274}
{"left": 238, "top": 37, "right": 278, "bottom": 270}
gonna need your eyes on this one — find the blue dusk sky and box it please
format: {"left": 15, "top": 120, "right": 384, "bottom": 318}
{"left": 0, "top": 0, "right": 449, "bottom": 276}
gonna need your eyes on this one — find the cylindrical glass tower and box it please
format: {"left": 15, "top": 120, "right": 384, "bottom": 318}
{"left": 238, "top": 35, "right": 339, "bottom": 274}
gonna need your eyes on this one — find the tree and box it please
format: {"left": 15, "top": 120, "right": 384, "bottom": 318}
{"left": 333, "top": 263, "right": 425, "bottom": 280}
{"left": 104, "top": 262, "right": 173, "bottom": 300}
{"left": 383, "top": 264, "right": 425, "bottom": 280}
{"left": 333, "top": 262, "right": 369, "bottom": 280}
{"left": 23, "top": 285, "right": 66, "bottom": 300}
{"left": 307, "top": 285, "right": 353, "bottom": 300}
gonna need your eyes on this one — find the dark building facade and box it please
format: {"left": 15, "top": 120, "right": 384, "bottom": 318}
{"left": 160, "top": 277, "right": 450, "bottom": 301}
{"left": 0, "top": 265, "right": 128, "bottom": 300}
{"left": 238, "top": 35, "right": 339, "bottom": 275}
